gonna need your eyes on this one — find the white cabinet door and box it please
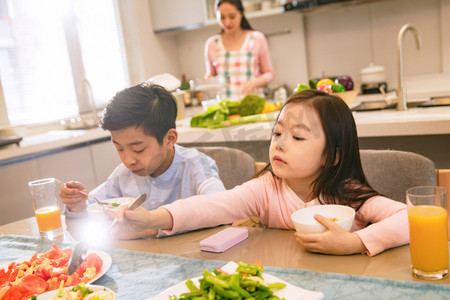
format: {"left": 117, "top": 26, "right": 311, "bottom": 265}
{"left": 90, "top": 141, "right": 121, "bottom": 186}
{"left": 149, "top": 0, "right": 205, "bottom": 32}
{"left": 37, "top": 147, "right": 96, "bottom": 190}
{"left": 0, "top": 159, "right": 40, "bottom": 225}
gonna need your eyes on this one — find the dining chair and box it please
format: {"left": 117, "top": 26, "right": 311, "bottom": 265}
{"left": 360, "top": 149, "right": 437, "bottom": 203}
{"left": 195, "top": 146, "right": 256, "bottom": 190}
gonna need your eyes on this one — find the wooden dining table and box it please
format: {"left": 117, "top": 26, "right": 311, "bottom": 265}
{"left": 1, "top": 215, "right": 449, "bottom": 286}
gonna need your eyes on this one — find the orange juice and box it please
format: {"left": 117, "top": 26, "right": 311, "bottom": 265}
{"left": 408, "top": 205, "right": 449, "bottom": 272}
{"left": 35, "top": 206, "right": 62, "bottom": 232}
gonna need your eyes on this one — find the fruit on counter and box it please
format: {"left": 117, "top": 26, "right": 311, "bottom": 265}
{"left": 316, "top": 78, "right": 334, "bottom": 88}
{"left": 335, "top": 75, "right": 354, "bottom": 91}
{"left": 260, "top": 102, "right": 280, "bottom": 114}
{"left": 294, "top": 82, "right": 310, "bottom": 93}
{"left": 309, "top": 79, "right": 318, "bottom": 89}
{"left": 238, "top": 94, "right": 266, "bottom": 117}
{"left": 331, "top": 83, "right": 346, "bottom": 93}
{"left": 317, "top": 83, "right": 332, "bottom": 94}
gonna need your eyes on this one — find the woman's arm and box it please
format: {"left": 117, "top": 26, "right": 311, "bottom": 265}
{"left": 204, "top": 37, "right": 218, "bottom": 78}
{"left": 242, "top": 32, "right": 274, "bottom": 94}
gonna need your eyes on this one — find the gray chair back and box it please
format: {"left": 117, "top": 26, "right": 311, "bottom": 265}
{"left": 196, "top": 147, "right": 255, "bottom": 190}
{"left": 360, "top": 150, "right": 436, "bottom": 203}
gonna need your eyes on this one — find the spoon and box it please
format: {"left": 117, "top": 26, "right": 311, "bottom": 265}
{"left": 55, "top": 179, "right": 111, "bottom": 207}
{"left": 67, "top": 193, "right": 147, "bottom": 275}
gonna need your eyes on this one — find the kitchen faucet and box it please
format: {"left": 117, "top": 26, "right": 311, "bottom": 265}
{"left": 397, "top": 24, "right": 422, "bottom": 111}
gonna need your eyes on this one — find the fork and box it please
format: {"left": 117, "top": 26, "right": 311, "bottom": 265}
{"left": 55, "top": 179, "right": 111, "bottom": 207}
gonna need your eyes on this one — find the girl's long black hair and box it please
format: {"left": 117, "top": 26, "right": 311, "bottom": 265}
{"left": 215, "top": 0, "right": 253, "bottom": 31}
{"left": 261, "top": 89, "right": 378, "bottom": 211}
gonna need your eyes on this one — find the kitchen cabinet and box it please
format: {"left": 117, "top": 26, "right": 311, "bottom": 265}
{"left": 149, "top": 0, "right": 205, "bottom": 33}
{"left": 0, "top": 138, "right": 120, "bottom": 225}
{"left": 0, "top": 159, "right": 40, "bottom": 225}
{"left": 37, "top": 147, "right": 96, "bottom": 190}
{"left": 204, "top": 0, "right": 284, "bottom": 25}
{"left": 149, "top": 0, "right": 284, "bottom": 33}
{"left": 90, "top": 141, "right": 121, "bottom": 186}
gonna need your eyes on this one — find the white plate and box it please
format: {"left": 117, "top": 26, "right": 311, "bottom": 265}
{"left": 36, "top": 284, "right": 115, "bottom": 299}
{"left": 0, "top": 249, "right": 111, "bottom": 286}
{"left": 148, "top": 262, "right": 324, "bottom": 300}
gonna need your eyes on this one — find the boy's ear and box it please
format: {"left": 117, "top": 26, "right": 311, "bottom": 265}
{"left": 165, "top": 128, "right": 178, "bottom": 147}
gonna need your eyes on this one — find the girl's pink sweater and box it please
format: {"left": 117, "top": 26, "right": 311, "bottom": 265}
{"left": 162, "top": 172, "right": 408, "bottom": 256}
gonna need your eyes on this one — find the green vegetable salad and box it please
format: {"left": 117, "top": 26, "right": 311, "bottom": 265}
{"left": 169, "top": 261, "right": 286, "bottom": 300}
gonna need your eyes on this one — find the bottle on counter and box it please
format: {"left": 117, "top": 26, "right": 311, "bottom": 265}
{"left": 180, "top": 74, "right": 192, "bottom": 107}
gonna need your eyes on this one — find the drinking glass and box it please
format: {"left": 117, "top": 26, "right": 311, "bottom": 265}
{"left": 28, "top": 178, "right": 63, "bottom": 240}
{"left": 407, "top": 186, "right": 448, "bottom": 280}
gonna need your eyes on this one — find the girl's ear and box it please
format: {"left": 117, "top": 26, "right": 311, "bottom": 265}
{"left": 333, "top": 148, "right": 340, "bottom": 166}
{"left": 165, "top": 128, "right": 178, "bottom": 148}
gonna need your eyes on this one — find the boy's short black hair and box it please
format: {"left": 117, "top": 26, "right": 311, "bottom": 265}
{"left": 100, "top": 83, "right": 177, "bottom": 144}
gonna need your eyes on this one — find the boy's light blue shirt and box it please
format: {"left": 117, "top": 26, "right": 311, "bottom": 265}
{"left": 66, "top": 145, "right": 225, "bottom": 217}
{"left": 90, "top": 144, "right": 225, "bottom": 210}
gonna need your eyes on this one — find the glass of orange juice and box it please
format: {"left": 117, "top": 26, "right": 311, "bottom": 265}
{"left": 407, "top": 186, "right": 448, "bottom": 280}
{"left": 28, "top": 178, "right": 63, "bottom": 240}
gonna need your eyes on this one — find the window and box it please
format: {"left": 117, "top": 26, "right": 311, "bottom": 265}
{"left": 0, "top": 0, "right": 129, "bottom": 126}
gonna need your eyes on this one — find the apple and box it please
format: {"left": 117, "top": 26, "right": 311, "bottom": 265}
{"left": 317, "top": 84, "right": 332, "bottom": 94}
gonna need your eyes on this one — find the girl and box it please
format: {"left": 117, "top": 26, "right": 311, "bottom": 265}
{"left": 110, "top": 90, "right": 409, "bottom": 256}
{"left": 205, "top": 0, "right": 274, "bottom": 100}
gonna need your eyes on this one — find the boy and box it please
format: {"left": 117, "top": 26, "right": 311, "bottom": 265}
{"left": 60, "top": 83, "right": 225, "bottom": 215}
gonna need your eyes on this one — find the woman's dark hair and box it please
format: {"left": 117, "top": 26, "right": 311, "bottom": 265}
{"left": 215, "top": 0, "right": 253, "bottom": 31}
{"left": 268, "top": 89, "right": 378, "bottom": 210}
{"left": 100, "top": 84, "right": 177, "bottom": 144}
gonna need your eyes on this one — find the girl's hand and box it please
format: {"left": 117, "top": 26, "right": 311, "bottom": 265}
{"left": 105, "top": 206, "right": 172, "bottom": 240}
{"left": 59, "top": 181, "right": 88, "bottom": 213}
{"left": 294, "top": 214, "right": 367, "bottom": 255}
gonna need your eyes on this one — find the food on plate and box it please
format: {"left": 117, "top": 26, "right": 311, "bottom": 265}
{"left": 170, "top": 261, "right": 286, "bottom": 300}
{"left": 0, "top": 245, "right": 103, "bottom": 300}
{"left": 40, "top": 282, "right": 115, "bottom": 300}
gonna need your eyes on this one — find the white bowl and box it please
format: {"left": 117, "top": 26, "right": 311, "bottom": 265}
{"left": 87, "top": 197, "right": 133, "bottom": 223}
{"left": 291, "top": 205, "right": 355, "bottom": 234}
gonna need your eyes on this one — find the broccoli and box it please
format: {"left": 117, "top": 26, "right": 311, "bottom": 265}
{"left": 238, "top": 94, "right": 265, "bottom": 117}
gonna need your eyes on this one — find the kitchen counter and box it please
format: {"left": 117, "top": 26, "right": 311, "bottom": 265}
{"left": 0, "top": 105, "right": 449, "bottom": 164}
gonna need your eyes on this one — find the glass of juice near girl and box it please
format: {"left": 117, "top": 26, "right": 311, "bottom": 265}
{"left": 407, "top": 186, "right": 449, "bottom": 280}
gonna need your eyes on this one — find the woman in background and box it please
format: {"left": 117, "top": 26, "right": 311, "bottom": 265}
{"left": 205, "top": 0, "right": 274, "bottom": 100}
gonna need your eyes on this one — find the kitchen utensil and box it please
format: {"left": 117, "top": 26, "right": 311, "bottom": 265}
{"left": 68, "top": 193, "right": 147, "bottom": 275}
{"left": 54, "top": 179, "right": 111, "bottom": 207}
{"left": 360, "top": 63, "right": 388, "bottom": 94}
{"left": 291, "top": 205, "right": 355, "bottom": 234}
{"left": 106, "top": 193, "right": 147, "bottom": 232}
{"left": 78, "top": 190, "right": 111, "bottom": 207}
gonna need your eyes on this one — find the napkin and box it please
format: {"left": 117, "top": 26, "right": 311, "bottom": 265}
{"left": 199, "top": 227, "right": 248, "bottom": 252}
